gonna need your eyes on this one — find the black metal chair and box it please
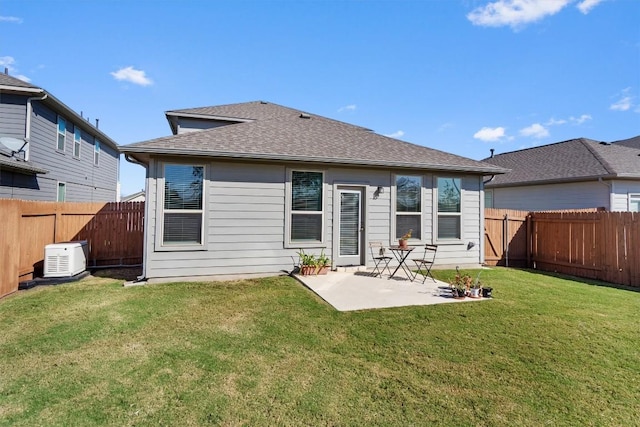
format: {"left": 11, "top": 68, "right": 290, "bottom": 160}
{"left": 411, "top": 244, "right": 438, "bottom": 283}
{"left": 369, "top": 241, "right": 392, "bottom": 277}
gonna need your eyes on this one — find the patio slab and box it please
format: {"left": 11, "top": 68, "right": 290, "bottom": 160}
{"left": 295, "top": 269, "right": 488, "bottom": 311}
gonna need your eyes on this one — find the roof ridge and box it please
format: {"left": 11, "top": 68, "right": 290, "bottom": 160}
{"left": 487, "top": 137, "right": 585, "bottom": 159}
{"left": 579, "top": 138, "right": 617, "bottom": 175}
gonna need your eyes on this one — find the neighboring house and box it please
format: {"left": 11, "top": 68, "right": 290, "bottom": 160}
{"left": 121, "top": 101, "right": 506, "bottom": 280}
{"left": 482, "top": 136, "right": 640, "bottom": 212}
{"left": 0, "top": 72, "right": 119, "bottom": 202}
{"left": 122, "top": 190, "right": 145, "bottom": 202}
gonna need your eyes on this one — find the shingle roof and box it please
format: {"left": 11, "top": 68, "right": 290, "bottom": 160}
{"left": 483, "top": 137, "right": 640, "bottom": 187}
{"left": 124, "top": 101, "right": 505, "bottom": 174}
{"left": 0, "top": 72, "right": 40, "bottom": 89}
{"left": 0, "top": 155, "right": 48, "bottom": 174}
{"left": 613, "top": 135, "right": 640, "bottom": 150}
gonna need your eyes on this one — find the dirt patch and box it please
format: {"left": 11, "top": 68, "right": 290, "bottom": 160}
{"left": 90, "top": 267, "right": 142, "bottom": 282}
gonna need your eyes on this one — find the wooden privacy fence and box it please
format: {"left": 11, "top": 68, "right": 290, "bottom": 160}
{"left": 485, "top": 208, "right": 640, "bottom": 287}
{"left": 484, "top": 208, "right": 530, "bottom": 267}
{"left": 530, "top": 211, "right": 639, "bottom": 287}
{"left": 0, "top": 200, "right": 144, "bottom": 298}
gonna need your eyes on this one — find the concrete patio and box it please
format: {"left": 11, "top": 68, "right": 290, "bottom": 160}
{"left": 295, "top": 268, "right": 488, "bottom": 311}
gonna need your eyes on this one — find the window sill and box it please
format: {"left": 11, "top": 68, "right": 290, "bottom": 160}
{"left": 155, "top": 243, "right": 207, "bottom": 252}
{"left": 285, "top": 242, "right": 327, "bottom": 250}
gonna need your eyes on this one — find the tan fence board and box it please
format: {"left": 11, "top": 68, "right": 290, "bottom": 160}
{"left": 0, "top": 200, "right": 144, "bottom": 298}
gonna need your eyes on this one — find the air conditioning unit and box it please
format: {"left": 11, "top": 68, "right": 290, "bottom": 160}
{"left": 44, "top": 241, "right": 88, "bottom": 278}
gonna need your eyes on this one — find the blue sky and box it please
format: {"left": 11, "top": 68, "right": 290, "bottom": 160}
{"left": 2, "top": 0, "right": 639, "bottom": 197}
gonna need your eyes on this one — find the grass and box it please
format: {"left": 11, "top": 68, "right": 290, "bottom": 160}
{"left": 1, "top": 268, "right": 639, "bottom": 426}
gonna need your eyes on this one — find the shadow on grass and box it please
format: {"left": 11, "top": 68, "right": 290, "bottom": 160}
{"left": 502, "top": 267, "right": 640, "bottom": 294}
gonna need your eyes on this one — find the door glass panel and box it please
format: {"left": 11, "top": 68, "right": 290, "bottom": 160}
{"left": 340, "top": 192, "right": 360, "bottom": 256}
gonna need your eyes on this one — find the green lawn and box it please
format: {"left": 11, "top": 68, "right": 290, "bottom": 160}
{"left": 1, "top": 268, "right": 639, "bottom": 426}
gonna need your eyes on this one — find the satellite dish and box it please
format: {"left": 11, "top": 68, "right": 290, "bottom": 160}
{"left": 0, "top": 136, "right": 28, "bottom": 154}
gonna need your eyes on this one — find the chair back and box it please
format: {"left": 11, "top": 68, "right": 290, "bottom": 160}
{"left": 369, "top": 241, "right": 386, "bottom": 257}
{"left": 422, "top": 244, "right": 438, "bottom": 260}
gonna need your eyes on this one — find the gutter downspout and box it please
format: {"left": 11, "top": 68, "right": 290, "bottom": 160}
{"left": 125, "top": 153, "right": 149, "bottom": 282}
{"left": 25, "top": 92, "right": 48, "bottom": 161}
{"left": 598, "top": 177, "right": 614, "bottom": 211}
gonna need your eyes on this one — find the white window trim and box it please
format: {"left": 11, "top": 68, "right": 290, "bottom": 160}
{"left": 284, "top": 168, "right": 326, "bottom": 249}
{"left": 629, "top": 193, "right": 640, "bottom": 212}
{"left": 56, "top": 115, "right": 66, "bottom": 152}
{"left": 73, "top": 126, "right": 81, "bottom": 159}
{"left": 94, "top": 139, "right": 100, "bottom": 166}
{"left": 391, "top": 174, "right": 424, "bottom": 243}
{"left": 434, "top": 175, "right": 463, "bottom": 243}
{"left": 155, "top": 161, "right": 208, "bottom": 251}
{"left": 56, "top": 181, "right": 66, "bottom": 202}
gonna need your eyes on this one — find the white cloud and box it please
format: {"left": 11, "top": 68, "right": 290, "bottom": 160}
{"left": 437, "top": 122, "right": 454, "bottom": 132}
{"left": 337, "top": 104, "right": 357, "bottom": 113}
{"left": 473, "top": 126, "right": 506, "bottom": 142}
{"left": 110, "top": 66, "right": 153, "bottom": 86}
{"left": 519, "top": 123, "right": 549, "bottom": 138}
{"left": 384, "top": 130, "right": 405, "bottom": 139}
{"left": 569, "top": 114, "right": 592, "bottom": 124}
{"left": 467, "top": 0, "right": 571, "bottom": 29}
{"left": 545, "top": 117, "right": 567, "bottom": 126}
{"left": 0, "top": 16, "right": 23, "bottom": 24}
{"left": 0, "top": 56, "right": 30, "bottom": 81}
{"left": 577, "top": 0, "right": 605, "bottom": 14}
{"left": 610, "top": 96, "right": 632, "bottom": 111}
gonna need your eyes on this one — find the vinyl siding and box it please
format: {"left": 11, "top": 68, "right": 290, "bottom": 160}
{"left": 144, "top": 159, "right": 484, "bottom": 279}
{"left": 611, "top": 180, "right": 640, "bottom": 211}
{"left": 0, "top": 94, "right": 27, "bottom": 137}
{"left": 491, "top": 181, "right": 609, "bottom": 211}
{"left": 1, "top": 100, "right": 119, "bottom": 201}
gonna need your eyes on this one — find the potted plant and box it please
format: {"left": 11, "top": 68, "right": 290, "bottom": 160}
{"left": 469, "top": 272, "right": 483, "bottom": 298}
{"left": 316, "top": 250, "right": 331, "bottom": 275}
{"left": 450, "top": 266, "right": 472, "bottom": 299}
{"left": 398, "top": 229, "right": 412, "bottom": 248}
{"left": 297, "top": 250, "right": 318, "bottom": 276}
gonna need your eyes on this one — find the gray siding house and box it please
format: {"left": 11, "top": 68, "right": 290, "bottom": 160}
{"left": 482, "top": 137, "right": 640, "bottom": 212}
{"left": 121, "top": 101, "right": 506, "bottom": 280}
{"left": 0, "top": 72, "right": 119, "bottom": 201}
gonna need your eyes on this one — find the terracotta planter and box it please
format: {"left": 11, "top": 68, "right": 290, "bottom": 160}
{"left": 398, "top": 239, "right": 408, "bottom": 249}
{"left": 301, "top": 265, "right": 317, "bottom": 276}
{"left": 317, "top": 266, "right": 330, "bottom": 275}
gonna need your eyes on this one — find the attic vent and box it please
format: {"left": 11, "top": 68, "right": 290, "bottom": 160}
{"left": 260, "top": 101, "right": 268, "bottom": 104}
{"left": 599, "top": 141, "right": 611, "bottom": 145}
{"left": 299, "top": 113, "right": 311, "bottom": 119}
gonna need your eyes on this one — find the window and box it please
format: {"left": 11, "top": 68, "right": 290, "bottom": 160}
{"left": 290, "top": 171, "right": 323, "bottom": 243}
{"left": 57, "top": 182, "right": 66, "bottom": 202}
{"left": 74, "top": 126, "right": 81, "bottom": 158}
{"left": 162, "top": 164, "right": 204, "bottom": 246}
{"left": 94, "top": 139, "right": 100, "bottom": 165}
{"left": 395, "top": 175, "right": 422, "bottom": 240}
{"left": 57, "top": 116, "right": 66, "bottom": 151}
{"left": 437, "top": 177, "right": 461, "bottom": 240}
{"left": 630, "top": 194, "right": 640, "bottom": 212}
{"left": 484, "top": 189, "right": 494, "bottom": 208}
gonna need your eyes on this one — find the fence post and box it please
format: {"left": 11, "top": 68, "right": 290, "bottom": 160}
{"left": 504, "top": 213, "right": 509, "bottom": 267}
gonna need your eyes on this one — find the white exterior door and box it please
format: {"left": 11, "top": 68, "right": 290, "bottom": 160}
{"left": 336, "top": 188, "right": 364, "bottom": 266}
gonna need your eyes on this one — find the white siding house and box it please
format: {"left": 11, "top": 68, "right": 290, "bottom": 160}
{"left": 121, "top": 101, "right": 506, "bottom": 280}
{"left": 483, "top": 137, "right": 640, "bottom": 212}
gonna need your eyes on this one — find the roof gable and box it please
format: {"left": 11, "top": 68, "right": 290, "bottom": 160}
{"left": 484, "top": 137, "right": 640, "bottom": 187}
{"left": 124, "top": 101, "right": 505, "bottom": 174}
